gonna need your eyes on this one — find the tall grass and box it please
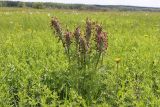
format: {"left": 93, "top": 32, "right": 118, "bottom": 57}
{"left": 0, "top": 8, "right": 160, "bottom": 106}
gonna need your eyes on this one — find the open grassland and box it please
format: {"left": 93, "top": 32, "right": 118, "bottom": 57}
{"left": 0, "top": 8, "right": 160, "bottom": 106}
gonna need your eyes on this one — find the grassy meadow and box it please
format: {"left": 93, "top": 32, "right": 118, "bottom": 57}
{"left": 0, "top": 7, "right": 160, "bottom": 106}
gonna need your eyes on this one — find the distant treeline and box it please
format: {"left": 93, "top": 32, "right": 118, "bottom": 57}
{"left": 0, "top": 1, "right": 160, "bottom": 12}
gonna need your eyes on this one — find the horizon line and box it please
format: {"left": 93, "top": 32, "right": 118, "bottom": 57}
{"left": 4, "top": 0, "right": 160, "bottom": 8}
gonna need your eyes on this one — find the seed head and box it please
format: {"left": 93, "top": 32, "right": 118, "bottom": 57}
{"left": 74, "top": 26, "right": 81, "bottom": 44}
{"left": 51, "top": 17, "right": 66, "bottom": 48}
{"left": 85, "top": 18, "right": 92, "bottom": 45}
{"left": 96, "top": 24, "right": 102, "bottom": 35}
{"left": 64, "top": 30, "right": 72, "bottom": 49}
{"left": 79, "top": 36, "right": 88, "bottom": 54}
{"left": 51, "top": 17, "right": 62, "bottom": 35}
{"left": 103, "top": 32, "right": 108, "bottom": 51}
{"left": 95, "top": 24, "right": 108, "bottom": 52}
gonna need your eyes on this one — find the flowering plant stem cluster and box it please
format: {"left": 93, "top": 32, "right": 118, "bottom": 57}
{"left": 51, "top": 17, "right": 108, "bottom": 70}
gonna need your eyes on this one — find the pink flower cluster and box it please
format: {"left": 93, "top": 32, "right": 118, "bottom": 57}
{"left": 51, "top": 17, "right": 108, "bottom": 55}
{"left": 96, "top": 25, "right": 108, "bottom": 52}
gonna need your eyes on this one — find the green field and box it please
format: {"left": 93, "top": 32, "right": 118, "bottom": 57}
{"left": 0, "top": 8, "right": 160, "bottom": 106}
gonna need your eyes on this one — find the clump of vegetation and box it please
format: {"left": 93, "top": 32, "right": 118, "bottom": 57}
{"left": 48, "top": 17, "right": 109, "bottom": 105}
{"left": 51, "top": 17, "right": 108, "bottom": 69}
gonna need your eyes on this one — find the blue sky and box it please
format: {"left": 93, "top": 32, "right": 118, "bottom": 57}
{"left": 10, "top": 0, "right": 160, "bottom": 8}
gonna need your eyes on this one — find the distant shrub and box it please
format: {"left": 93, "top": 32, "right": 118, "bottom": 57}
{"left": 0, "top": 2, "right": 2, "bottom": 7}
{"left": 32, "top": 2, "right": 44, "bottom": 9}
{"left": 18, "top": 2, "right": 26, "bottom": 8}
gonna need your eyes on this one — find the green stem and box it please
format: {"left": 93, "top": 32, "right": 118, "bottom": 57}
{"left": 67, "top": 49, "right": 70, "bottom": 65}
{"left": 83, "top": 53, "right": 86, "bottom": 70}
{"left": 101, "top": 53, "right": 104, "bottom": 66}
{"left": 76, "top": 44, "right": 80, "bottom": 68}
{"left": 95, "top": 52, "right": 101, "bottom": 69}
{"left": 116, "top": 63, "right": 119, "bottom": 72}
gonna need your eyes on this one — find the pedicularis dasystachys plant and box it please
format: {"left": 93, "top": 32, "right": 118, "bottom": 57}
{"left": 51, "top": 17, "right": 108, "bottom": 69}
